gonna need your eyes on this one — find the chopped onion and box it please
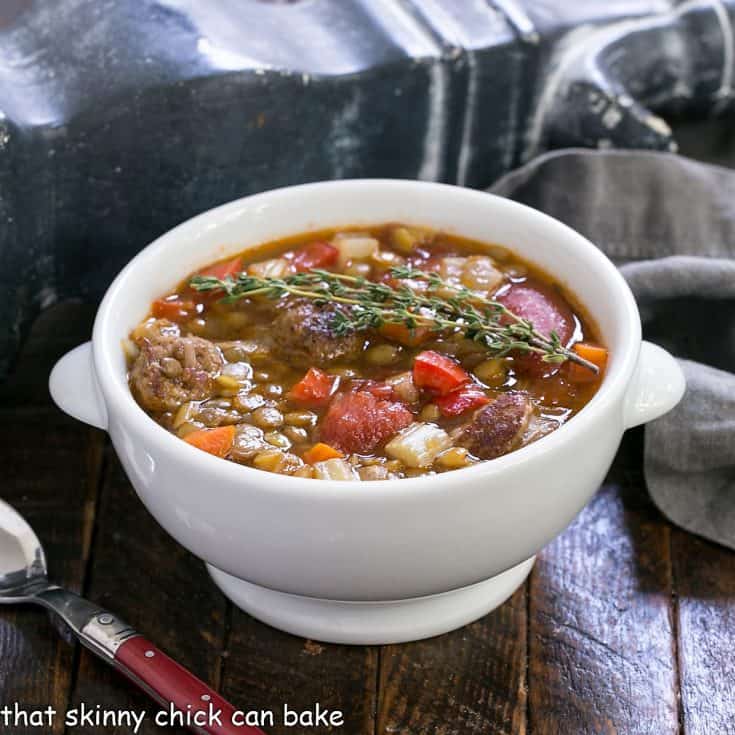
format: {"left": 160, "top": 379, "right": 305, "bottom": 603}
{"left": 385, "top": 371, "right": 419, "bottom": 404}
{"left": 522, "top": 414, "right": 560, "bottom": 446}
{"left": 461, "top": 256, "right": 503, "bottom": 292}
{"left": 121, "top": 338, "right": 140, "bottom": 362}
{"left": 385, "top": 422, "right": 452, "bottom": 468}
{"left": 437, "top": 255, "right": 504, "bottom": 295}
{"left": 248, "top": 257, "right": 289, "bottom": 279}
{"left": 371, "top": 249, "right": 405, "bottom": 267}
{"left": 439, "top": 257, "right": 466, "bottom": 285}
{"left": 313, "top": 458, "right": 359, "bottom": 481}
{"left": 332, "top": 233, "right": 379, "bottom": 266}
{"left": 358, "top": 464, "right": 391, "bottom": 480}
{"left": 173, "top": 401, "right": 197, "bottom": 429}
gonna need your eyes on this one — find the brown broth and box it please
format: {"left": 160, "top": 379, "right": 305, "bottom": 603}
{"left": 126, "top": 224, "right": 606, "bottom": 480}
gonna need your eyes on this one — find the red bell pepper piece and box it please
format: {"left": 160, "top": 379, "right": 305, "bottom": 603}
{"left": 151, "top": 296, "right": 197, "bottom": 321}
{"left": 288, "top": 367, "right": 339, "bottom": 406}
{"left": 291, "top": 241, "right": 339, "bottom": 272}
{"left": 198, "top": 255, "right": 243, "bottom": 281}
{"left": 412, "top": 350, "right": 470, "bottom": 396}
{"left": 189, "top": 256, "right": 243, "bottom": 305}
{"left": 434, "top": 385, "right": 490, "bottom": 417}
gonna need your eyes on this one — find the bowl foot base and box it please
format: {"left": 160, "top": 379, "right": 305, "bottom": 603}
{"left": 207, "top": 557, "right": 535, "bottom": 645}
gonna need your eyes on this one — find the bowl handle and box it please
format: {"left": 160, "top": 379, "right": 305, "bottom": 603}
{"left": 49, "top": 342, "right": 108, "bottom": 431}
{"left": 624, "top": 340, "right": 685, "bottom": 429}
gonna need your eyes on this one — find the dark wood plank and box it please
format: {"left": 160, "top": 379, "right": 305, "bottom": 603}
{"left": 376, "top": 586, "right": 527, "bottom": 734}
{"left": 65, "top": 453, "right": 230, "bottom": 735}
{"left": 0, "top": 414, "right": 103, "bottom": 735}
{"left": 222, "top": 613, "right": 378, "bottom": 734}
{"left": 528, "top": 431, "right": 679, "bottom": 735}
{"left": 0, "top": 303, "right": 102, "bottom": 735}
{"left": 673, "top": 528, "right": 735, "bottom": 734}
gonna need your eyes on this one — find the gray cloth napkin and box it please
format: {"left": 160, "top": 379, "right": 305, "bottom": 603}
{"left": 490, "top": 149, "right": 735, "bottom": 549}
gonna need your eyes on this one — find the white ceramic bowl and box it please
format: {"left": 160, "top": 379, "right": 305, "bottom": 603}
{"left": 50, "top": 180, "right": 685, "bottom": 644}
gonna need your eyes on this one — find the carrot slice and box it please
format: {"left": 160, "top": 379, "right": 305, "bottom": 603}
{"left": 303, "top": 442, "right": 344, "bottom": 464}
{"left": 567, "top": 343, "right": 608, "bottom": 383}
{"left": 183, "top": 425, "right": 236, "bottom": 457}
{"left": 380, "top": 322, "right": 431, "bottom": 347}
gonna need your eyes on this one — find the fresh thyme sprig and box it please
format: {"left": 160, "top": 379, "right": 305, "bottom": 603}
{"left": 189, "top": 267, "right": 598, "bottom": 373}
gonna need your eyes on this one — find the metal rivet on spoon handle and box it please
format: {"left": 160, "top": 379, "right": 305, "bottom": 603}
{"left": 0, "top": 498, "right": 264, "bottom": 735}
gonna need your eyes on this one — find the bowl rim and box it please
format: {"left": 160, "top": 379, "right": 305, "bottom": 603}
{"left": 92, "top": 178, "right": 641, "bottom": 500}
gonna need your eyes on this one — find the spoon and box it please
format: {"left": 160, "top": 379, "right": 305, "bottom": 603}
{"left": 0, "top": 498, "right": 264, "bottom": 735}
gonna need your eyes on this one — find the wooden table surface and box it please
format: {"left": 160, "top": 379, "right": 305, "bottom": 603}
{"left": 1, "top": 303, "right": 734, "bottom": 735}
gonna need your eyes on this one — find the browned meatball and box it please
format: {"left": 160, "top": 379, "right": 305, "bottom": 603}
{"left": 453, "top": 392, "right": 533, "bottom": 460}
{"left": 272, "top": 300, "right": 364, "bottom": 366}
{"left": 130, "top": 324, "right": 224, "bottom": 412}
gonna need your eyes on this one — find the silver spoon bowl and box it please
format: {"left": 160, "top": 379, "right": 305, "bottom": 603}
{"left": 0, "top": 497, "right": 137, "bottom": 657}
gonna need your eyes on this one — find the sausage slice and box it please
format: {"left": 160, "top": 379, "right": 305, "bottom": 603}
{"left": 453, "top": 392, "right": 533, "bottom": 460}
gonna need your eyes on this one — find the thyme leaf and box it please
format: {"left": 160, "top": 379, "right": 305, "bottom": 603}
{"left": 189, "top": 266, "right": 598, "bottom": 373}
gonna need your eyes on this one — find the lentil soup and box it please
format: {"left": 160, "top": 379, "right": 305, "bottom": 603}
{"left": 125, "top": 224, "right": 607, "bottom": 480}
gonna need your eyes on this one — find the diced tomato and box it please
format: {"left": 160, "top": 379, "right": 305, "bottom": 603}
{"left": 435, "top": 385, "right": 490, "bottom": 417}
{"left": 320, "top": 391, "right": 413, "bottom": 454}
{"left": 412, "top": 350, "right": 470, "bottom": 396}
{"left": 566, "top": 342, "right": 608, "bottom": 383}
{"left": 151, "top": 296, "right": 196, "bottom": 321}
{"left": 380, "top": 322, "right": 431, "bottom": 347}
{"left": 183, "top": 425, "right": 235, "bottom": 458}
{"left": 198, "top": 255, "right": 242, "bottom": 281}
{"left": 288, "top": 367, "right": 339, "bottom": 406}
{"left": 498, "top": 280, "right": 575, "bottom": 377}
{"left": 290, "top": 241, "right": 339, "bottom": 272}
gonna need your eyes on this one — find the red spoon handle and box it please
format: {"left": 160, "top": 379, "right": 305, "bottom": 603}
{"left": 115, "top": 636, "right": 265, "bottom": 735}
